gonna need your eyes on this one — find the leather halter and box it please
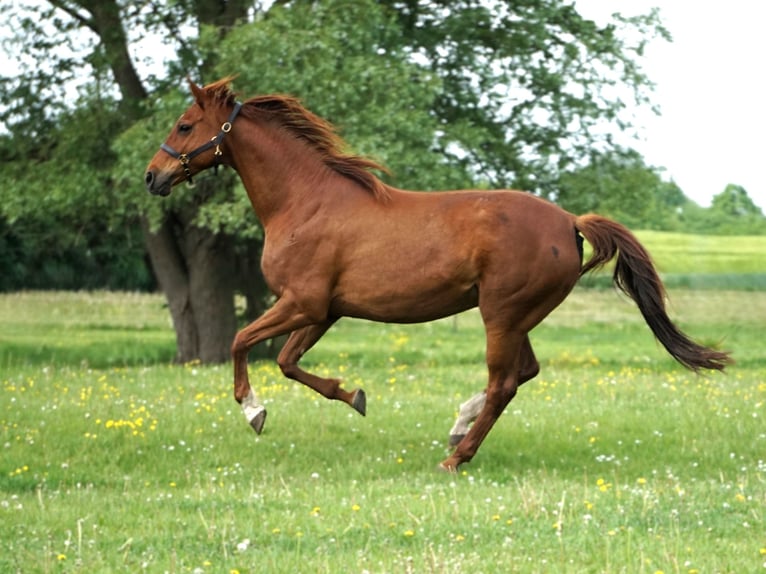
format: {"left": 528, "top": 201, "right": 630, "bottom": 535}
{"left": 160, "top": 102, "right": 242, "bottom": 187}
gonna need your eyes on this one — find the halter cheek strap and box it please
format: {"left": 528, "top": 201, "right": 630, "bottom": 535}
{"left": 160, "top": 101, "right": 242, "bottom": 187}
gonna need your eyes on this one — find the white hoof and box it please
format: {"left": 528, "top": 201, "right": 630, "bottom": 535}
{"left": 241, "top": 390, "right": 266, "bottom": 433}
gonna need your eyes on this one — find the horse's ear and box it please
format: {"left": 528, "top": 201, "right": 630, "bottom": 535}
{"left": 187, "top": 77, "right": 206, "bottom": 110}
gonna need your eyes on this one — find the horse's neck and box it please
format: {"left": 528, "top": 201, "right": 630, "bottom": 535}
{"left": 227, "top": 125, "right": 327, "bottom": 226}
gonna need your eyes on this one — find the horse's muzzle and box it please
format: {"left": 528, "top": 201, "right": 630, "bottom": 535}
{"left": 144, "top": 170, "right": 171, "bottom": 196}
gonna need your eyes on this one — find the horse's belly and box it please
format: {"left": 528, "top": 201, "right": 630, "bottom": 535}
{"left": 330, "top": 280, "right": 479, "bottom": 324}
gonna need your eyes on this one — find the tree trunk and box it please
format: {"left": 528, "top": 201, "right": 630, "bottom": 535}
{"left": 80, "top": 0, "right": 267, "bottom": 364}
{"left": 183, "top": 222, "right": 237, "bottom": 363}
{"left": 142, "top": 216, "right": 196, "bottom": 362}
{"left": 142, "top": 211, "right": 237, "bottom": 364}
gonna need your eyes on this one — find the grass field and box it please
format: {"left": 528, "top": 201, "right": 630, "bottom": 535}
{"left": 1, "top": 283, "right": 764, "bottom": 573}
{"left": 634, "top": 232, "right": 766, "bottom": 274}
{"left": 579, "top": 232, "right": 766, "bottom": 291}
{"left": 1, "top": 231, "right": 765, "bottom": 573}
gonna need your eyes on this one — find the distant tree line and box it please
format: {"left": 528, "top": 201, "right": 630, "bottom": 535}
{"left": 556, "top": 149, "right": 764, "bottom": 234}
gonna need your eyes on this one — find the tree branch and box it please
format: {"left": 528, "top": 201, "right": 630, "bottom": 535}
{"left": 46, "top": 0, "right": 95, "bottom": 31}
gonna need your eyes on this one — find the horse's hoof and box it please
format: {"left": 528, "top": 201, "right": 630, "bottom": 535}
{"left": 249, "top": 409, "right": 267, "bottom": 435}
{"left": 352, "top": 388, "right": 366, "bottom": 416}
{"left": 437, "top": 460, "right": 459, "bottom": 473}
{"left": 448, "top": 434, "right": 465, "bottom": 448}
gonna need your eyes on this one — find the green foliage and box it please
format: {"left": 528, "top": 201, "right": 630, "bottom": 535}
{"left": 557, "top": 148, "right": 682, "bottom": 228}
{"left": 701, "top": 184, "right": 766, "bottom": 234}
{"left": 557, "top": 150, "right": 766, "bottom": 235}
{"left": 212, "top": 0, "right": 467, "bottom": 191}
{"left": 711, "top": 184, "right": 763, "bottom": 217}
{"left": 0, "top": 218, "right": 153, "bottom": 292}
{"left": 1, "top": 97, "right": 117, "bottom": 223}
{"left": 378, "top": 0, "right": 671, "bottom": 194}
{"left": 678, "top": 187, "right": 766, "bottom": 236}
{"left": 0, "top": 93, "right": 154, "bottom": 291}
{"left": 8, "top": 0, "right": 758, "bottom": 297}
{"left": 1, "top": 290, "right": 764, "bottom": 572}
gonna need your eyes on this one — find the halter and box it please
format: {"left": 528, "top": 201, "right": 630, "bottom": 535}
{"left": 160, "top": 101, "right": 242, "bottom": 187}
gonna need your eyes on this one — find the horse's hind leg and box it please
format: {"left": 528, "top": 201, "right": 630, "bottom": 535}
{"left": 448, "top": 392, "right": 486, "bottom": 447}
{"left": 277, "top": 320, "right": 367, "bottom": 416}
{"left": 448, "top": 335, "right": 539, "bottom": 447}
{"left": 440, "top": 327, "right": 526, "bottom": 471}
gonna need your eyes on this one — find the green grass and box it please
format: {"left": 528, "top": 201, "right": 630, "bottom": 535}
{"left": 1, "top": 288, "right": 764, "bottom": 573}
{"left": 0, "top": 291, "right": 176, "bottom": 368}
{"left": 635, "top": 231, "right": 766, "bottom": 274}
{"left": 578, "top": 231, "right": 766, "bottom": 291}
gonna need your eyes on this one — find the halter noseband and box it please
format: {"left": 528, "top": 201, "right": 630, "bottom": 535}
{"left": 160, "top": 101, "right": 242, "bottom": 187}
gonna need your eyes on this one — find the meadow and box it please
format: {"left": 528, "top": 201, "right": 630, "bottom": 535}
{"left": 1, "top": 232, "right": 765, "bottom": 573}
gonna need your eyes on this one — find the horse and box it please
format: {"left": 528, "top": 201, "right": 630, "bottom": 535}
{"left": 144, "top": 78, "right": 731, "bottom": 471}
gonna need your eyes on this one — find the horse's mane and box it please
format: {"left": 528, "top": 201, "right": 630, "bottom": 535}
{"left": 202, "top": 78, "right": 391, "bottom": 202}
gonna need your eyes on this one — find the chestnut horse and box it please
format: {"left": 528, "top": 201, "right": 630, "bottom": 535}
{"left": 145, "top": 79, "right": 730, "bottom": 471}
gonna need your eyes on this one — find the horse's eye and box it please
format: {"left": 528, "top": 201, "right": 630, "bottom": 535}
{"left": 178, "top": 123, "right": 192, "bottom": 134}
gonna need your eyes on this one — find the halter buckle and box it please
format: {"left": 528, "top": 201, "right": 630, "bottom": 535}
{"left": 212, "top": 136, "right": 223, "bottom": 157}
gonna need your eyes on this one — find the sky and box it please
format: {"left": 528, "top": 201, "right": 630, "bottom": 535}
{"left": 575, "top": 0, "right": 766, "bottom": 210}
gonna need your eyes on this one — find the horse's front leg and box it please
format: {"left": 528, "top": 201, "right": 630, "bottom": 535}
{"left": 277, "top": 320, "right": 366, "bottom": 416}
{"left": 231, "top": 297, "right": 318, "bottom": 434}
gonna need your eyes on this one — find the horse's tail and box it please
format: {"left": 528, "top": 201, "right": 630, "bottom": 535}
{"left": 575, "top": 214, "right": 731, "bottom": 372}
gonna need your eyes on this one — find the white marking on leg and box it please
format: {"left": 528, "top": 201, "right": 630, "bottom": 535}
{"left": 241, "top": 389, "right": 265, "bottom": 423}
{"left": 449, "top": 391, "right": 487, "bottom": 437}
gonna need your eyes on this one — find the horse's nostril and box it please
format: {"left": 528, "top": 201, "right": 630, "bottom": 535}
{"left": 145, "top": 171, "right": 154, "bottom": 187}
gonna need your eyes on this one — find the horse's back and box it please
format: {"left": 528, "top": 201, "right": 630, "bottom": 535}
{"left": 387, "top": 188, "right": 580, "bottom": 274}
{"left": 327, "top": 187, "right": 580, "bottom": 324}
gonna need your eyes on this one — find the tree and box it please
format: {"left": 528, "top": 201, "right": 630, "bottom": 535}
{"left": 711, "top": 184, "right": 763, "bottom": 218}
{"left": 703, "top": 184, "right": 766, "bottom": 234}
{"left": 376, "top": 0, "right": 670, "bottom": 195}
{"left": 1, "top": 0, "right": 668, "bottom": 362}
{"left": 556, "top": 148, "right": 686, "bottom": 229}
{"left": 208, "top": 0, "right": 469, "bottom": 191}
{"left": 0, "top": 75, "right": 154, "bottom": 291}
{"left": 1, "top": 0, "right": 250, "bottom": 363}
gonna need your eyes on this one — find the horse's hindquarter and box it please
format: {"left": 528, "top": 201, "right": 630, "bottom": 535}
{"left": 329, "top": 189, "right": 581, "bottom": 324}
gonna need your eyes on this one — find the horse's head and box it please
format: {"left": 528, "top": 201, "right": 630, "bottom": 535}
{"left": 144, "top": 78, "right": 241, "bottom": 196}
